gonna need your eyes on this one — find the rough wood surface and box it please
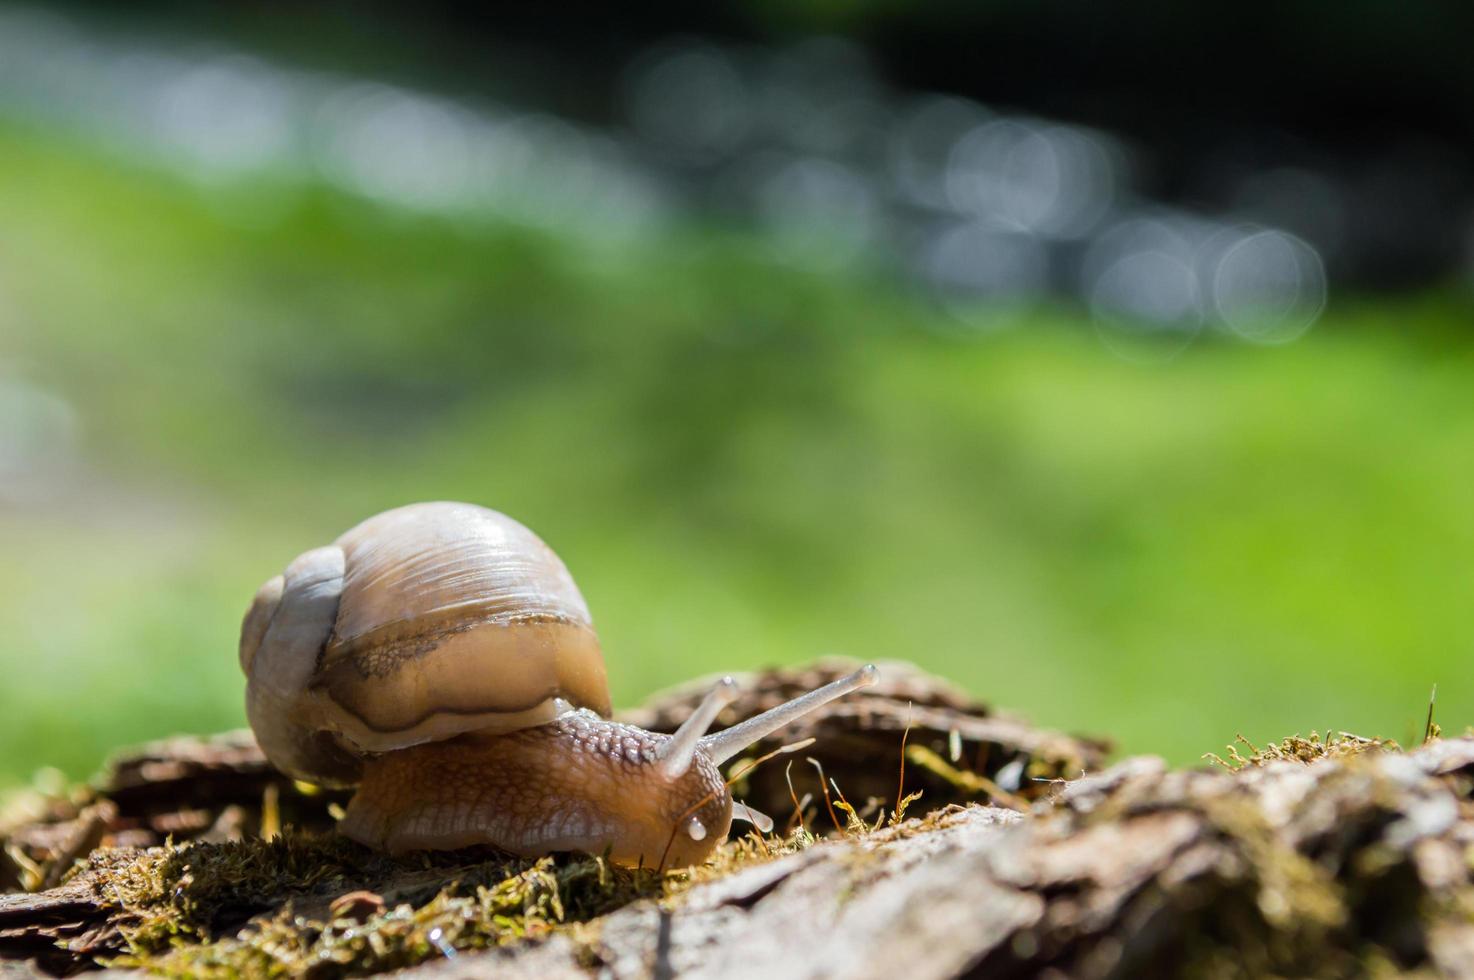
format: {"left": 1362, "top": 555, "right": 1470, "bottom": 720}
{"left": 366, "top": 739, "right": 1474, "bottom": 979}
{"left": 4, "top": 664, "right": 1472, "bottom": 978}
{"left": 0, "top": 660, "right": 1100, "bottom": 897}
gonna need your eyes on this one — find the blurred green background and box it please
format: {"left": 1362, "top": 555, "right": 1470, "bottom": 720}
{"left": 2, "top": 3, "right": 1472, "bottom": 784}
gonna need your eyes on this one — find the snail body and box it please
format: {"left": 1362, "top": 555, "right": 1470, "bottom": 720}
{"left": 240, "top": 501, "right": 875, "bottom": 867}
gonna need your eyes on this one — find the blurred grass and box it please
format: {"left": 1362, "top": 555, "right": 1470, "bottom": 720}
{"left": 2, "top": 121, "right": 1472, "bottom": 784}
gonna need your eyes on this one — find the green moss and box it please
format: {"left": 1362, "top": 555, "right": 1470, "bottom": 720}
{"left": 78, "top": 826, "right": 816, "bottom": 978}
{"left": 1204, "top": 731, "right": 1399, "bottom": 771}
{"left": 127, "top": 858, "right": 571, "bottom": 977}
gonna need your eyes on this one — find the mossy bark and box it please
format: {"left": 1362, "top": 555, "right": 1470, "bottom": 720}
{"left": 5, "top": 663, "right": 1472, "bottom": 978}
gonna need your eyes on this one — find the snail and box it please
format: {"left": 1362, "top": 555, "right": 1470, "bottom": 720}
{"left": 239, "top": 501, "right": 877, "bottom": 867}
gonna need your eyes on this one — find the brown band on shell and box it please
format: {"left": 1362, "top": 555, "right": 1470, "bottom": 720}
{"left": 315, "top": 618, "right": 610, "bottom": 744}
{"left": 322, "top": 611, "right": 581, "bottom": 676}
{"left": 241, "top": 502, "right": 612, "bottom": 782}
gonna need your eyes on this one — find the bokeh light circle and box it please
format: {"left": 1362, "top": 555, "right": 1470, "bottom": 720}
{"left": 1210, "top": 229, "right": 1327, "bottom": 344}
{"left": 1089, "top": 250, "right": 1203, "bottom": 362}
{"left": 921, "top": 221, "right": 1048, "bottom": 332}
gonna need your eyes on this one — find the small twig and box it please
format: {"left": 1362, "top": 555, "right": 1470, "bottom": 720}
{"left": 807, "top": 758, "right": 843, "bottom": 832}
{"left": 260, "top": 783, "right": 280, "bottom": 841}
{"left": 784, "top": 760, "right": 808, "bottom": 834}
{"left": 829, "top": 778, "right": 862, "bottom": 833}
{"left": 904, "top": 745, "right": 1028, "bottom": 810}
{"left": 1425, "top": 684, "right": 1439, "bottom": 744}
{"left": 728, "top": 738, "right": 816, "bottom": 788}
{"left": 896, "top": 701, "right": 913, "bottom": 816}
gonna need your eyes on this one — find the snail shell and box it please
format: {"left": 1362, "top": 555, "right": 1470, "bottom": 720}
{"left": 240, "top": 502, "right": 610, "bottom": 786}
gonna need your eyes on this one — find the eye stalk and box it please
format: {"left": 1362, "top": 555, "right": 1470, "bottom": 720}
{"left": 655, "top": 665, "right": 877, "bottom": 866}
{"left": 732, "top": 801, "right": 773, "bottom": 833}
{"left": 657, "top": 675, "right": 739, "bottom": 779}
{"left": 244, "top": 500, "right": 883, "bottom": 867}
{"left": 698, "top": 665, "right": 879, "bottom": 766}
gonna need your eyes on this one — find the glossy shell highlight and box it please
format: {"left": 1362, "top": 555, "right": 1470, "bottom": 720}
{"left": 240, "top": 502, "right": 610, "bottom": 785}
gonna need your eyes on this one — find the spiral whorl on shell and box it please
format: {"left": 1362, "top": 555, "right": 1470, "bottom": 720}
{"left": 239, "top": 502, "right": 611, "bottom": 787}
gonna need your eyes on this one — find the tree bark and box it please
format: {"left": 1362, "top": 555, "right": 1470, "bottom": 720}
{"left": 5, "top": 663, "right": 1471, "bottom": 978}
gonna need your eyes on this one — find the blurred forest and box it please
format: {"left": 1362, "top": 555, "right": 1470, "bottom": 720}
{"left": 1, "top": 1, "right": 1472, "bottom": 784}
